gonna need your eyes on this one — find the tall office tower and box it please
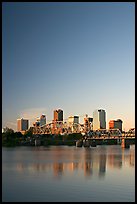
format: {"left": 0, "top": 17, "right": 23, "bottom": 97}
{"left": 52, "top": 109, "right": 63, "bottom": 134}
{"left": 54, "top": 109, "right": 63, "bottom": 122}
{"left": 93, "top": 109, "right": 106, "bottom": 130}
{"left": 109, "top": 119, "right": 123, "bottom": 132}
{"left": 17, "top": 118, "right": 29, "bottom": 132}
{"left": 40, "top": 114, "right": 46, "bottom": 126}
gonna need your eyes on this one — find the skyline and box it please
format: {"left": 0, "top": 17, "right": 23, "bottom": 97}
{"left": 15, "top": 108, "right": 128, "bottom": 130}
{"left": 2, "top": 2, "right": 135, "bottom": 131}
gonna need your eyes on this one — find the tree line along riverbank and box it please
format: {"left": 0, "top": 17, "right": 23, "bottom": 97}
{"left": 2, "top": 127, "right": 135, "bottom": 147}
{"left": 2, "top": 127, "right": 82, "bottom": 147}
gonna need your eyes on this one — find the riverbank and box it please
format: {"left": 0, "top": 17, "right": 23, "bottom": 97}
{"left": 2, "top": 132, "right": 135, "bottom": 147}
{"left": 2, "top": 132, "right": 82, "bottom": 147}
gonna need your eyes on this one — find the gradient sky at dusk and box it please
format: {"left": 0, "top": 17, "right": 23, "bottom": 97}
{"left": 2, "top": 2, "right": 135, "bottom": 131}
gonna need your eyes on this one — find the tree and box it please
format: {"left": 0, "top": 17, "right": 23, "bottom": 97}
{"left": 2, "top": 127, "right": 16, "bottom": 146}
{"left": 14, "top": 131, "right": 23, "bottom": 138}
{"left": 3, "top": 127, "right": 14, "bottom": 134}
{"left": 24, "top": 128, "right": 33, "bottom": 137}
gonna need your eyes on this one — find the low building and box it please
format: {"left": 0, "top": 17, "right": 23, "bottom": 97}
{"left": 109, "top": 119, "right": 123, "bottom": 132}
{"left": 68, "top": 116, "right": 79, "bottom": 133}
{"left": 68, "top": 116, "right": 79, "bottom": 124}
{"left": 84, "top": 115, "right": 93, "bottom": 132}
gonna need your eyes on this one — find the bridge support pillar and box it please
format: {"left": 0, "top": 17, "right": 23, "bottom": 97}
{"left": 117, "top": 138, "right": 121, "bottom": 145}
{"left": 121, "top": 138, "right": 130, "bottom": 148}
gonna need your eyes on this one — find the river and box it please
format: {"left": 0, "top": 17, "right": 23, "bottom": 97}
{"left": 2, "top": 145, "right": 135, "bottom": 202}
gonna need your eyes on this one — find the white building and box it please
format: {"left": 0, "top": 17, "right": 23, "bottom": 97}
{"left": 68, "top": 116, "right": 79, "bottom": 124}
{"left": 68, "top": 116, "right": 79, "bottom": 133}
{"left": 93, "top": 109, "right": 106, "bottom": 130}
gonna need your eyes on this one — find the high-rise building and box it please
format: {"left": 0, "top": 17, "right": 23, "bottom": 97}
{"left": 40, "top": 114, "right": 46, "bottom": 126}
{"left": 109, "top": 119, "right": 123, "bottom": 132}
{"left": 93, "top": 109, "right": 106, "bottom": 130}
{"left": 54, "top": 109, "right": 63, "bottom": 122}
{"left": 52, "top": 109, "right": 63, "bottom": 134}
{"left": 17, "top": 118, "right": 29, "bottom": 132}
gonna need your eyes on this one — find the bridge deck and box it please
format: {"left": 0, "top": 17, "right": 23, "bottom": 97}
{"left": 84, "top": 136, "right": 135, "bottom": 140}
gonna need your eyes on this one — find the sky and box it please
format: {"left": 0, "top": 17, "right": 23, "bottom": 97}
{"left": 2, "top": 2, "right": 135, "bottom": 131}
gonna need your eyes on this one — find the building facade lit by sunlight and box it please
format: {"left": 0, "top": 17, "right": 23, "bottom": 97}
{"left": 93, "top": 109, "right": 106, "bottom": 130}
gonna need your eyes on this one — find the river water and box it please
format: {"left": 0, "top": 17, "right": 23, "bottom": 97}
{"left": 2, "top": 145, "right": 135, "bottom": 202}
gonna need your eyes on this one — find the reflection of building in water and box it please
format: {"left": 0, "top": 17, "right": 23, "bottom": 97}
{"left": 129, "top": 153, "right": 135, "bottom": 166}
{"left": 16, "top": 163, "right": 52, "bottom": 173}
{"left": 53, "top": 162, "right": 81, "bottom": 177}
{"left": 84, "top": 162, "right": 93, "bottom": 177}
{"left": 30, "top": 163, "right": 51, "bottom": 172}
{"left": 122, "top": 147, "right": 135, "bottom": 167}
{"left": 108, "top": 154, "right": 122, "bottom": 169}
{"left": 84, "top": 149, "right": 93, "bottom": 177}
{"left": 16, "top": 163, "right": 25, "bottom": 172}
{"left": 92, "top": 159, "right": 99, "bottom": 175}
{"left": 72, "top": 162, "right": 79, "bottom": 170}
{"left": 99, "top": 154, "right": 106, "bottom": 177}
{"left": 129, "top": 148, "right": 135, "bottom": 166}
{"left": 65, "top": 162, "right": 79, "bottom": 171}
{"left": 15, "top": 146, "right": 135, "bottom": 179}
{"left": 53, "top": 163, "right": 64, "bottom": 177}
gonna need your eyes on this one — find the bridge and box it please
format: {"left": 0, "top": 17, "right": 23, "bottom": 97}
{"left": 32, "top": 122, "right": 135, "bottom": 148}
{"left": 76, "top": 136, "right": 135, "bottom": 148}
{"left": 32, "top": 120, "right": 134, "bottom": 135}
{"left": 33, "top": 121, "right": 85, "bottom": 135}
{"left": 76, "top": 128, "right": 135, "bottom": 148}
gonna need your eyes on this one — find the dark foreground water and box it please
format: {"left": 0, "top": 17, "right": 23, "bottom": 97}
{"left": 2, "top": 145, "right": 135, "bottom": 202}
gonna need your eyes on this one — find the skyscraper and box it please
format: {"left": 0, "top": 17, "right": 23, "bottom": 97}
{"left": 40, "top": 114, "right": 46, "bottom": 126}
{"left": 54, "top": 109, "right": 63, "bottom": 122}
{"left": 93, "top": 109, "right": 106, "bottom": 130}
{"left": 17, "top": 118, "right": 29, "bottom": 132}
{"left": 52, "top": 109, "right": 63, "bottom": 134}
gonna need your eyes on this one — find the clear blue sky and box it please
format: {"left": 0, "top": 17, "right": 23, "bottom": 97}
{"left": 2, "top": 2, "right": 135, "bottom": 131}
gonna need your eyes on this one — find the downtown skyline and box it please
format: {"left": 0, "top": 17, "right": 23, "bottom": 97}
{"left": 2, "top": 2, "right": 135, "bottom": 131}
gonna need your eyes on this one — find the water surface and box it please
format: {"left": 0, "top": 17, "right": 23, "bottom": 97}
{"left": 2, "top": 145, "right": 135, "bottom": 202}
